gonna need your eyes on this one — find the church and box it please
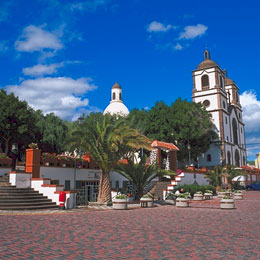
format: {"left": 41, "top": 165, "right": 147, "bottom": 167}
{"left": 193, "top": 50, "right": 246, "bottom": 167}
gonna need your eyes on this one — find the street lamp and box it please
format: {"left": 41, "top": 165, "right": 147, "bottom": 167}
{"left": 73, "top": 116, "right": 84, "bottom": 208}
{"left": 11, "top": 143, "right": 18, "bottom": 171}
{"left": 187, "top": 142, "right": 191, "bottom": 166}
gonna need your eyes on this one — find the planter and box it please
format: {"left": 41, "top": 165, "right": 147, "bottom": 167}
{"left": 234, "top": 193, "right": 243, "bottom": 200}
{"left": 220, "top": 198, "right": 235, "bottom": 209}
{"left": 218, "top": 191, "right": 226, "bottom": 198}
{"left": 176, "top": 198, "right": 189, "bottom": 207}
{"left": 193, "top": 194, "right": 204, "bottom": 201}
{"left": 204, "top": 193, "right": 213, "bottom": 200}
{"left": 165, "top": 199, "right": 176, "bottom": 205}
{"left": 112, "top": 198, "right": 128, "bottom": 210}
{"left": 140, "top": 197, "right": 153, "bottom": 208}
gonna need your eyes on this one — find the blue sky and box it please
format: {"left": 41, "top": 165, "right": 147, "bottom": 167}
{"left": 0, "top": 0, "right": 260, "bottom": 160}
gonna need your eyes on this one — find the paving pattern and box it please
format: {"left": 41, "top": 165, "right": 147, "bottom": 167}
{"left": 0, "top": 191, "right": 259, "bottom": 260}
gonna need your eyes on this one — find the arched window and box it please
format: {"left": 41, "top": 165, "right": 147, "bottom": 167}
{"left": 235, "top": 150, "right": 240, "bottom": 167}
{"left": 232, "top": 118, "right": 238, "bottom": 145}
{"left": 207, "top": 154, "right": 211, "bottom": 162}
{"left": 119, "top": 93, "right": 122, "bottom": 100}
{"left": 201, "top": 75, "right": 209, "bottom": 90}
{"left": 113, "top": 92, "right": 116, "bottom": 100}
{"left": 227, "top": 151, "right": 231, "bottom": 165}
{"left": 243, "top": 156, "right": 246, "bottom": 166}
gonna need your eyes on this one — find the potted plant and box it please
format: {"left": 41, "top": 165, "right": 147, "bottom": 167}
{"left": 165, "top": 192, "right": 176, "bottom": 205}
{"left": 28, "top": 143, "right": 38, "bottom": 149}
{"left": 140, "top": 194, "right": 153, "bottom": 208}
{"left": 112, "top": 194, "right": 128, "bottom": 210}
{"left": 220, "top": 195, "right": 235, "bottom": 209}
{"left": 176, "top": 193, "right": 189, "bottom": 207}
{"left": 218, "top": 189, "right": 227, "bottom": 198}
{"left": 234, "top": 190, "right": 243, "bottom": 200}
{"left": 193, "top": 191, "right": 204, "bottom": 201}
{"left": 204, "top": 190, "right": 213, "bottom": 200}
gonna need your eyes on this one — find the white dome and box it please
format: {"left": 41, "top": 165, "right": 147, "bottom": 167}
{"left": 104, "top": 101, "right": 129, "bottom": 116}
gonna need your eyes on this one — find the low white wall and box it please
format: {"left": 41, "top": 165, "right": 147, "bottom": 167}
{"left": 31, "top": 179, "right": 75, "bottom": 209}
{"left": 9, "top": 172, "right": 32, "bottom": 188}
{"left": 40, "top": 167, "right": 100, "bottom": 188}
{"left": 179, "top": 172, "right": 210, "bottom": 186}
{"left": 0, "top": 168, "right": 11, "bottom": 176}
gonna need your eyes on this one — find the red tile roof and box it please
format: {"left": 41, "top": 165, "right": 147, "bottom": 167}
{"left": 151, "top": 140, "right": 179, "bottom": 151}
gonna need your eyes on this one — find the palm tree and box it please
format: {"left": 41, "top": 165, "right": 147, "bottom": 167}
{"left": 224, "top": 165, "right": 246, "bottom": 188}
{"left": 69, "top": 113, "right": 151, "bottom": 203}
{"left": 206, "top": 165, "right": 223, "bottom": 190}
{"left": 114, "top": 155, "right": 167, "bottom": 200}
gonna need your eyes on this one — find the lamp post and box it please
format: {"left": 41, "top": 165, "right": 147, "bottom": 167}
{"left": 11, "top": 143, "right": 18, "bottom": 171}
{"left": 73, "top": 116, "right": 84, "bottom": 208}
{"left": 187, "top": 142, "right": 191, "bottom": 166}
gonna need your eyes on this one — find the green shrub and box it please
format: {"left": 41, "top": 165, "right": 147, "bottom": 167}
{"left": 173, "top": 184, "right": 216, "bottom": 196}
{"left": 115, "top": 194, "right": 128, "bottom": 199}
{"left": 142, "top": 194, "right": 153, "bottom": 199}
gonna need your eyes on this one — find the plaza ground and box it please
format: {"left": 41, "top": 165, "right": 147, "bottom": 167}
{"left": 0, "top": 191, "right": 259, "bottom": 260}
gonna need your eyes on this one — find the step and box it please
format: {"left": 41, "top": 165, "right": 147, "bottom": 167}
{"left": 0, "top": 192, "right": 43, "bottom": 197}
{"left": 0, "top": 204, "right": 59, "bottom": 210}
{"left": 0, "top": 195, "right": 48, "bottom": 199}
{"left": 0, "top": 198, "right": 52, "bottom": 203}
{"left": 0, "top": 201, "right": 57, "bottom": 206}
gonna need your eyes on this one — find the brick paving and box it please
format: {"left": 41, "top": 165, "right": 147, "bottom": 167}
{"left": 0, "top": 191, "right": 259, "bottom": 260}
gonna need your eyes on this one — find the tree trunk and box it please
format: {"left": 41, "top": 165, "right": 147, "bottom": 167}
{"left": 97, "top": 170, "right": 111, "bottom": 203}
{"left": 4, "top": 139, "right": 9, "bottom": 155}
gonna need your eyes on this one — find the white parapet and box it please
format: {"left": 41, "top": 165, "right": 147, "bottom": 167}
{"left": 9, "top": 172, "right": 32, "bottom": 188}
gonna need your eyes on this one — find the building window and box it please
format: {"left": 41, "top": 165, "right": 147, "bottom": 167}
{"left": 225, "top": 117, "right": 228, "bottom": 124}
{"left": 236, "top": 92, "right": 239, "bottom": 102}
{"left": 65, "top": 180, "right": 70, "bottom": 191}
{"left": 223, "top": 101, "right": 226, "bottom": 109}
{"left": 227, "top": 151, "right": 231, "bottom": 165}
{"left": 232, "top": 118, "right": 238, "bottom": 145}
{"left": 201, "top": 75, "right": 209, "bottom": 90}
{"left": 203, "top": 100, "right": 210, "bottom": 108}
{"left": 119, "top": 93, "right": 122, "bottom": 100}
{"left": 235, "top": 149, "right": 240, "bottom": 167}
{"left": 241, "top": 127, "right": 243, "bottom": 133}
{"left": 113, "top": 92, "right": 116, "bottom": 100}
{"left": 220, "top": 77, "right": 223, "bottom": 89}
{"left": 207, "top": 154, "right": 211, "bottom": 162}
{"left": 116, "top": 181, "right": 119, "bottom": 189}
{"left": 227, "top": 136, "right": 229, "bottom": 141}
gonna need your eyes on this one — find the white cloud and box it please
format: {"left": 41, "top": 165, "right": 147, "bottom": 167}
{"left": 147, "top": 21, "right": 172, "bottom": 33}
{"left": 174, "top": 43, "right": 183, "bottom": 50}
{"left": 240, "top": 91, "right": 260, "bottom": 159}
{"left": 68, "top": 0, "right": 107, "bottom": 12}
{"left": 179, "top": 24, "right": 208, "bottom": 39}
{"left": 15, "top": 25, "right": 63, "bottom": 52}
{"left": 5, "top": 77, "right": 97, "bottom": 120}
{"left": 240, "top": 91, "right": 260, "bottom": 133}
{"left": 22, "top": 63, "right": 64, "bottom": 76}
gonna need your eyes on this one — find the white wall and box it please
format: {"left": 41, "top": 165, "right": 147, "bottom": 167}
{"left": 179, "top": 172, "right": 210, "bottom": 186}
{"left": 40, "top": 167, "right": 100, "bottom": 188}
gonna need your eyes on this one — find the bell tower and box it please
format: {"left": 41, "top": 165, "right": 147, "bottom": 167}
{"left": 192, "top": 50, "right": 246, "bottom": 167}
{"left": 192, "top": 50, "right": 228, "bottom": 166}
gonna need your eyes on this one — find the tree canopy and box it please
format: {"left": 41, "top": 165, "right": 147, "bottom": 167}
{"left": 129, "top": 98, "right": 217, "bottom": 166}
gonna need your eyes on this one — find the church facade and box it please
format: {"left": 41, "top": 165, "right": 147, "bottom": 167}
{"left": 192, "top": 50, "right": 247, "bottom": 167}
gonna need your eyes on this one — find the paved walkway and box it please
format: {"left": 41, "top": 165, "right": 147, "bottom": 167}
{"left": 0, "top": 191, "right": 259, "bottom": 259}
